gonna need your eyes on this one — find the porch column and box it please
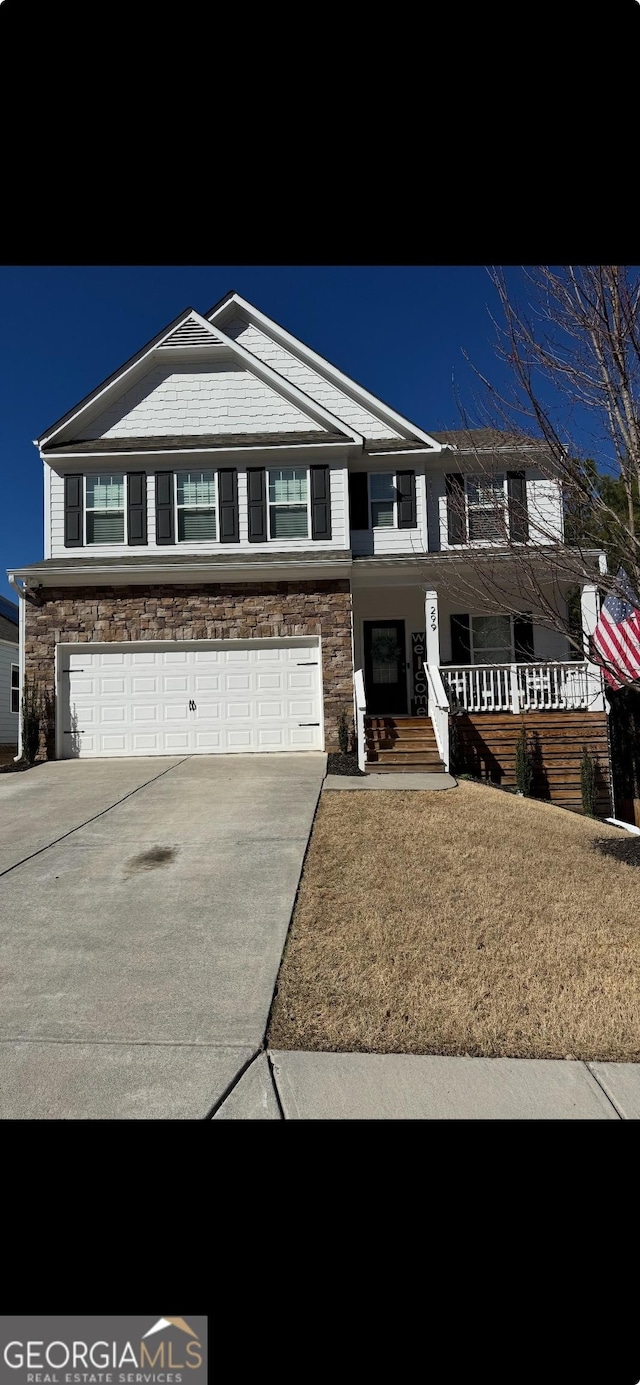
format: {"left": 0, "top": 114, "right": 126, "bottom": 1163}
{"left": 580, "top": 582, "right": 605, "bottom": 711}
{"left": 425, "top": 589, "right": 440, "bottom": 666}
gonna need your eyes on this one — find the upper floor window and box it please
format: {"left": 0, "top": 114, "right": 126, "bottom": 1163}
{"left": 177, "top": 470, "right": 217, "bottom": 541}
{"left": 466, "top": 474, "right": 507, "bottom": 541}
{"left": 370, "top": 473, "right": 395, "bottom": 528}
{"left": 10, "top": 664, "right": 19, "bottom": 714}
{"left": 268, "top": 467, "right": 308, "bottom": 539}
{"left": 86, "top": 474, "right": 125, "bottom": 543}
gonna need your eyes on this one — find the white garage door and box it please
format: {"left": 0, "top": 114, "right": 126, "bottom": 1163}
{"left": 60, "top": 641, "right": 323, "bottom": 758}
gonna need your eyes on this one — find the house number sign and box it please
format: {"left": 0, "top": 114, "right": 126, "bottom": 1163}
{"left": 411, "top": 631, "right": 428, "bottom": 716}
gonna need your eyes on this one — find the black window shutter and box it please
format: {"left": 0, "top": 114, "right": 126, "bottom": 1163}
{"left": 507, "top": 470, "right": 529, "bottom": 542}
{"left": 446, "top": 473, "right": 467, "bottom": 544}
{"left": 64, "top": 474, "right": 83, "bottom": 547}
{"left": 247, "top": 467, "right": 267, "bottom": 543}
{"left": 514, "top": 614, "right": 535, "bottom": 661}
{"left": 349, "top": 472, "right": 369, "bottom": 530}
{"left": 218, "top": 468, "right": 239, "bottom": 542}
{"left": 451, "top": 614, "right": 471, "bottom": 663}
{"left": 310, "top": 466, "right": 332, "bottom": 540}
{"left": 155, "top": 472, "right": 174, "bottom": 544}
{"left": 396, "top": 470, "right": 416, "bottom": 528}
{"left": 127, "top": 472, "right": 147, "bottom": 546}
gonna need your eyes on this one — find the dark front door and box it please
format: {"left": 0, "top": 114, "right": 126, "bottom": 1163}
{"left": 363, "top": 620, "right": 408, "bottom": 714}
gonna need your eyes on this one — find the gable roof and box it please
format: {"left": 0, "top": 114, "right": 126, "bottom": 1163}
{"left": 37, "top": 307, "right": 363, "bottom": 451}
{"left": 205, "top": 292, "right": 444, "bottom": 449}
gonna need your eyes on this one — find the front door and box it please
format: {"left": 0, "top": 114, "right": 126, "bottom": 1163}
{"left": 363, "top": 620, "right": 408, "bottom": 714}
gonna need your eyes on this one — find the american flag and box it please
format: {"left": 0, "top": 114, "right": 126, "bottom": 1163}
{"left": 592, "top": 567, "right": 640, "bottom": 688}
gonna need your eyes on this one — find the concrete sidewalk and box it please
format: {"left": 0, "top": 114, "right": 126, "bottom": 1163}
{"left": 213, "top": 1050, "right": 640, "bottom": 1119}
{"left": 323, "top": 773, "right": 456, "bottom": 792}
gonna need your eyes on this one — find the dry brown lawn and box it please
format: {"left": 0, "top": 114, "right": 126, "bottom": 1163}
{"left": 267, "top": 782, "right": 640, "bottom": 1062}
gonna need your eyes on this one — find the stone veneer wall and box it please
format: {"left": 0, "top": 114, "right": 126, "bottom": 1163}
{"left": 24, "top": 581, "right": 353, "bottom": 758}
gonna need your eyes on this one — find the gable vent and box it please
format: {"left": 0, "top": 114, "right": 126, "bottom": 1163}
{"left": 159, "top": 318, "right": 224, "bottom": 349}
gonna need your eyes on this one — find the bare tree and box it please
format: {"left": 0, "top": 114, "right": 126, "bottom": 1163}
{"left": 432, "top": 266, "right": 640, "bottom": 688}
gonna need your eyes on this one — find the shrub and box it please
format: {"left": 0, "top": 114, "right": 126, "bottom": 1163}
{"left": 337, "top": 710, "right": 351, "bottom": 755}
{"left": 515, "top": 723, "right": 535, "bottom": 796}
{"left": 21, "top": 673, "right": 42, "bottom": 766}
{"left": 580, "top": 744, "right": 597, "bottom": 817}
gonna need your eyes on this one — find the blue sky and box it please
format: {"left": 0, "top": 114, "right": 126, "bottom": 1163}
{"left": 0, "top": 264, "right": 527, "bottom": 602}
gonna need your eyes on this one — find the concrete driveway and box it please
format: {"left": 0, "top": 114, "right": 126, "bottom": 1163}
{"left": 0, "top": 753, "right": 325, "bottom": 1118}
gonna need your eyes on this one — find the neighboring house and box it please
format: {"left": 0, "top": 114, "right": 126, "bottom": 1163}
{"left": 0, "top": 593, "right": 19, "bottom": 749}
{"left": 7, "top": 292, "right": 612, "bottom": 812}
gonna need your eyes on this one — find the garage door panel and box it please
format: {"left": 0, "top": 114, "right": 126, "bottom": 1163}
{"left": 62, "top": 642, "right": 323, "bottom": 758}
{"left": 165, "top": 732, "right": 191, "bottom": 750}
{"left": 194, "top": 701, "right": 220, "bottom": 719}
{"left": 290, "top": 728, "right": 318, "bottom": 747}
{"left": 101, "top": 706, "right": 126, "bottom": 723}
{"left": 194, "top": 675, "right": 221, "bottom": 691}
{"left": 132, "top": 705, "right": 159, "bottom": 722}
{"left": 258, "top": 701, "right": 284, "bottom": 719}
{"left": 258, "top": 729, "right": 285, "bottom": 747}
{"left": 132, "top": 733, "right": 161, "bottom": 752}
{"left": 195, "top": 730, "right": 222, "bottom": 749}
{"left": 164, "top": 704, "right": 189, "bottom": 721}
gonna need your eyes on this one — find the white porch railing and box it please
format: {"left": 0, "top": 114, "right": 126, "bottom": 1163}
{"left": 354, "top": 668, "right": 367, "bottom": 772}
{"left": 424, "top": 663, "right": 450, "bottom": 770}
{"left": 439, "top": 661, "right": 605, "bottom": 714}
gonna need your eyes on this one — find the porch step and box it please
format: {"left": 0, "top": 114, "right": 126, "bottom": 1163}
{"left": 364, "top": 715, "right": 445, "bottom": 774}
{"left": 365, "top": 761, "right": 446, "bottom": 774}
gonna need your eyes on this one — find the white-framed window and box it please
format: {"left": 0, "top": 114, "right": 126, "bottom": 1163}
{"left": 369, "top": 472, "right": 396, "bottom": 528}
{"left": 268, "top": 467, "right": 309, "bottom": 539}
{"left": 10, "top": 664, "right": 19, "bottom": 714}
{"left": 176, "top": 470, "right": 217, "bottom": 541}
{"left": 469, "top": 615, "right": 514, "bottom": 664}
{"left": 85, "top": 474, "right": 126, "bottom": 544}
{"left": 466, "top": 473, "right": 507, "bottom": 541}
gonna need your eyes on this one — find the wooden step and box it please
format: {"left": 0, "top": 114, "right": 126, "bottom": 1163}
{"left": 365, "top": 758, "right": 446, "bottom": 770}
{"left": 366, "top": 725, "right": 437, "bottom": 738}
{"left": 365, "top": 761, "right": 446, "bottom": 774}
{"left": 365, "top": 720, "right": 429, "bottom": 731}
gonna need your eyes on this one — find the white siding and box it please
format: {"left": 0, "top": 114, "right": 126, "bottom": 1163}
{"left": 527, "top": 473, "right": 564, "bottom": 542}
{"left": 76, "top": 361, "right": 324, "bottom": 440}
{"left": 49, "top": 463, "right": 348, "bottom": 558}
{"left": 226, "top": 317, "right": 402, "bottom": 441}
{"left": 351, "top": 473, "right": 427, "bottom": 556}
{"left": 0, "top": 643, "right": 19, "bottom": 745}
{"left": 431, "top": 469, "right": 564, "bottom": 550}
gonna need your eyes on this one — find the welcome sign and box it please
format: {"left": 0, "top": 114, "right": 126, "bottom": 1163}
{"left": 410, "top": 632, "right": 428, "bottom": 716}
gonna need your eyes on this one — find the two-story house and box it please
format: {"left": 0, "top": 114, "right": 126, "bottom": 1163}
{"left": 8, "top": 291, "right": 612, "bottom": 812}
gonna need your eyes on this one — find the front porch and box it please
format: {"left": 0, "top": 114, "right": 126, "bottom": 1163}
{"left": 351, "top": 576, "right": 613, "bottom": 812}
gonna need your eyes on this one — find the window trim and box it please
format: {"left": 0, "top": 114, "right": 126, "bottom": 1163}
{"left": 465, "top": 472, "right": 508, "bottom": 545}
{"left": 174, "top": 468, "right": 219, "bottom": 544}
{"left": 368, "top": 471, "right": 398, "bottom": 530}
{"left": 10, "top": 663, "right": 19, "bottom": 715}
{"left": 267, "top": 466, "right": 311, "bottom": 542}
{"left": 84, "top": 472, "right": 127, "bottom": 546}
{"left": 468, "top": 613, "right": 515, "bottom": 665}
